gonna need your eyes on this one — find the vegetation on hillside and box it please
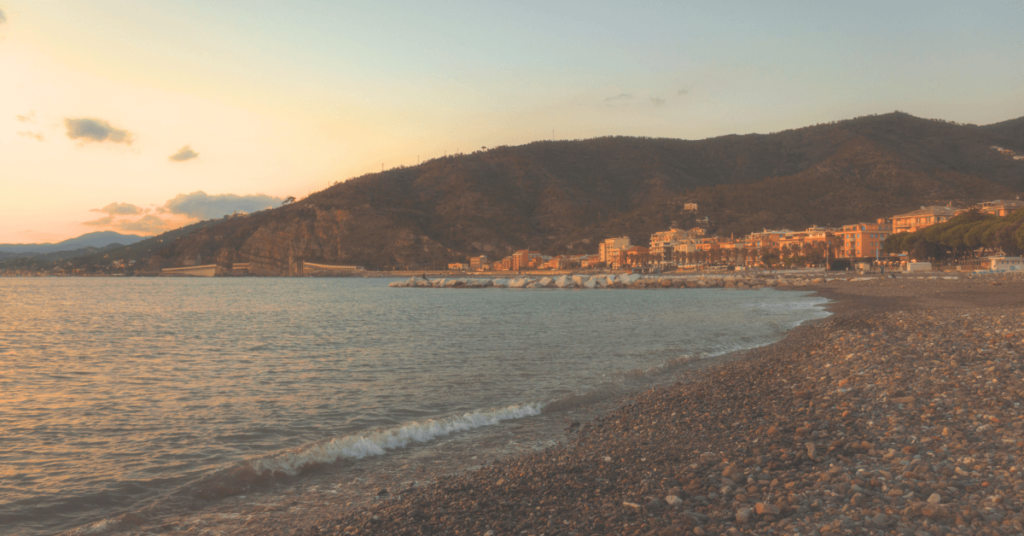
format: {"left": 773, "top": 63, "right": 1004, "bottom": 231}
{"left": 883, "top": 208, "right": 1024, "bottom": 261}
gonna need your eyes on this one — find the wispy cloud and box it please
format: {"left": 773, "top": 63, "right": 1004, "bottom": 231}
{"left": 116, "top": 215, "right": 174, "bottom": 234}
{"left": 64, "top": 118, "right": 133, "bottom": 144}
{"left": 83, "top": 215, "right": 115, "bottom": 227}
{"left": 16, "top": 111, "right": 35, "bottom": 123}
{"left": 650, "top": 97, "right": 667, "bottom": 107}
{"left": 92, "top": 202, "right": 144, "bottom": 216}
{"left": 677, "top": 86, "right": 691, "bottom": 96}
{"left": 17, "top": 131, "right": 45, "bottom": 141}
{"left": 604, "top": 93, "right": 633, "bottom": 102}
{"left": 160, "top": 191, "right": 282, "bottom": 220}
{"left": 0, "top": 8, "right": 7, "bottom": 25}
{"left": 169, "top": 145, "right": 199, "bottom": 162}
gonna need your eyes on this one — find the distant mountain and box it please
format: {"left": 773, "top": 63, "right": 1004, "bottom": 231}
{"left": 0, "top": 231, "right": 145, "bottom": 256}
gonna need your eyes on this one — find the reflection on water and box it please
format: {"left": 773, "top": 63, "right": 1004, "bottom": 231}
{"left": 0, "top": 277, "right": 829, "bottom": 534}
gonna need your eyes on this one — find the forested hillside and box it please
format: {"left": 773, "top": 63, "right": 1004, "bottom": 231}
{"left": 139, "top": 112, "right": 1024, "bottom": 273}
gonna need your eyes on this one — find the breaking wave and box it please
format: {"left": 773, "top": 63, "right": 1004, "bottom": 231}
{"left": 247, "top": 403, "right": 544, "bottom": 477}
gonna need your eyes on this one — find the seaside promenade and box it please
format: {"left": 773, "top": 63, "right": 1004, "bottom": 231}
{"left": 299, "top": 272, "right": 1024, "bottom": 536}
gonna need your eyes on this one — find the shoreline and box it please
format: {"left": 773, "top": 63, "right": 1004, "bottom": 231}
{"left": 298, "top": 272, "right": 1024, "bottom": 536}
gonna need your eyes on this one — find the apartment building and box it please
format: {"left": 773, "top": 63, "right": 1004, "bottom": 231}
{"left": 469, "top": 255, "right": 488, "bottom": 271}
{"left": 598, "top": 237, "right": 631, "bottom": 264}
{"left": 892, "top": 206, "right": 959, "bottom": 234}
{"left": 975, "top": 199, "right": 1024, "bottom": 217}
{"left": 836, "top": 219, "right": 892, "bottom": 259}
{"left": 511, "top": 250, "right": 542, "bottom": 270}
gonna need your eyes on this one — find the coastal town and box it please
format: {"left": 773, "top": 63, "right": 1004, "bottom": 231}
{"left": 447, "top": 199, "right": 1024, "bottom": 274}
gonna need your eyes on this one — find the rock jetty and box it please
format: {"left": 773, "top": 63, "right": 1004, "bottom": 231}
{"left": 388, "top": 273, "right": 826, "bottom": 290}
{"left": 302, "top": 272, "right": 1024, "bottom": 536}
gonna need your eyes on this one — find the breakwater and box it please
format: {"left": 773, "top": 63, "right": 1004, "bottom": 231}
{"left": 389, "top": 273, "right": 826, "bottom": 290}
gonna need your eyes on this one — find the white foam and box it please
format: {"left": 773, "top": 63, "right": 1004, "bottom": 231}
{"left": 249, "top": 403, "right": 544, "bottom": 476}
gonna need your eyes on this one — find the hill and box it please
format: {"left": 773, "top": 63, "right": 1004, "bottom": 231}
{"left": 118, "top": 112, "right": 1024, "bottom": 274}
{"left": 0, "top": 231, "right": 145, "bottom": 257}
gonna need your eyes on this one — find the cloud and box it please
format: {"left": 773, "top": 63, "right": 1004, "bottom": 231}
{"left": 92, "top": 202, "right": 144, "bottom": 215}
{"left": 604, "top": 93, "right": 633, "bottom": 102}
{"left": 16, "top": 111, "right": 34, "bottom": 123}
{"left": 83, "top": 215, "right": 115, "bottom": 227}
{"left": 160, "top": 191, "right": 282, "bottom": 220}
{"left": 17, "top": 131, "right": 44, "bottom": 141}
{"left": 169, "top": 145, "right": 199, "bottom": 162}
{"left": 64, "top": 118, "right": 133, "bottom": 144}
{"left": 650, "top": 97, "right": 667, "bottom": 107}
{"left": 677, "top": 87, "right": 691, "bottom": 95}
{"left": 0, "top": 8, "right": 6, "bottom": 25}
{"left": 116, "top": 215, "right": 174, "bottom": 234}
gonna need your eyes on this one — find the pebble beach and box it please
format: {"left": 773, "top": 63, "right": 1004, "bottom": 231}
{"left": 300, "top": 271, "right": 1024, "bottom": 536}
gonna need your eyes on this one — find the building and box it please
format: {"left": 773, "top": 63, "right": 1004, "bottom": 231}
{"left": 891, "top": 206, "right": 959, "bottom": 234}
{"left": 744, "top": 229, "right": 790, "bottom": 251}
{"left": 511, "top": 250, "right": 542, "bottom": 270}
{"left": 683, "top": 203, "right": 698, "bottom": 211}
{"left": 959, "top": 256, "right": 1024, "bottom": 271}
{"left": 623, "top": 246, "right": 651, "bottom": 267}
{"left": 974, "top": 200, "right": 1024, "bottom": 217}
{"left": 599, "top": 237, "right": 631, "bottom": 264}
{"left": 836, "top": 219, "right": 892, "bottom": 259}
{"left": 469, "top": 255, "right": 489, "bottom": 271}
{"left": 648, "top": 227, "right": 706, "bottom": 263}
{"left": 448, "top": 262, "right": 468, "bottom": 271}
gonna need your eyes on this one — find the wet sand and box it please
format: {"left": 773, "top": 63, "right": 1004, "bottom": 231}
{"left": 297, "top": 272, "right": 1024, "bottom": 536}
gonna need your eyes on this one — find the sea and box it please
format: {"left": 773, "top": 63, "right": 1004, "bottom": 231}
{"left": 0, "top": 277, "right": 830, "bottom": 535}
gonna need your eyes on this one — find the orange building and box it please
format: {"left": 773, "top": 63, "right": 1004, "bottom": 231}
{"left": 836, "top": 220, "right": 892, "bottom": 259}
{"left": 599, "top": 237, "right": 632, "bottom": 264}
{"left": 511, "top": 250, "right": 542, "bottom": 270}
{"left": 892, "top": 206, "right": 958, "bottom": 234}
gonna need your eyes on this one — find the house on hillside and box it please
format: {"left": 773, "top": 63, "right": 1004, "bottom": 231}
{"left": 891, "top": 206, "right": 959, "bottom": 234}
{"left": 974, "top": 199, "right": 1024, "bottom": 217}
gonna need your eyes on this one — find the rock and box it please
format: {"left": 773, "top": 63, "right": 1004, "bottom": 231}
{"left": 700, "top": 452, "right": 719, "bottom": 464}
{"left": 927, "top": 493, "right": 942, "bottom": 504}
{"left": 735, "top": 507, "right": 752, "bottom": 524}
{"left": 646, "top": 497, "right": 665, "bottom": 511}
{"left": 755, "top": 502, "right": 780, "bottom": 515}
{"left": 805, "top": 442, "right": 817, "bottom": 460}
{"left": 870, "top": 513, "right": 892, "bottom": 527}
{"left": 665, "top": 495, "right": 683, "bottom": 507}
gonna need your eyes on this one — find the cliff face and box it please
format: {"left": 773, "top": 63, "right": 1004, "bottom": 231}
{"left": 149, "top": 112, "right": 1024, "bottom": 274}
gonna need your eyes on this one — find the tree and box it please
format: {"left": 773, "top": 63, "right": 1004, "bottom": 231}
{"left": 282, "top": 196, "right": 296, "bottom": 206}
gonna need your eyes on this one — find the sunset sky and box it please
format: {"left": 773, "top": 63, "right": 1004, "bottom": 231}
{"left": 2, "top": 1, "right": 1023, "bottom": 243}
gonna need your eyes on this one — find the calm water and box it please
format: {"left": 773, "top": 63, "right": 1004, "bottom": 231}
{"left": 0, "top": 278, "right": 829, "bottom": 535}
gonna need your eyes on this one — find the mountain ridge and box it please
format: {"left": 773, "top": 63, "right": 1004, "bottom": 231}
{"left": 0, "top": 231, "right": 145, "bottom": 256}
{"left": 36, "top": 112, "right": 1024, "bottom": 275}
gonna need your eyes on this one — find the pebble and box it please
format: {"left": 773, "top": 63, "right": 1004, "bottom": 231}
{"left": 295, "top": 273, "right": 1024, "bottom": 536}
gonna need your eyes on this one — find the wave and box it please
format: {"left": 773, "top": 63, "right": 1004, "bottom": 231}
{"left": 248, "top": 403, "right": 544, "bottom": 477}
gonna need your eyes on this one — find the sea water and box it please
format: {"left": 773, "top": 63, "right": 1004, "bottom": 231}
{"left": 0, "top": 277, "right": 829, "bottom": 535}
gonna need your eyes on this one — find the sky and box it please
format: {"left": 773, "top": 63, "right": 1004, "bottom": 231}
{"left": 2, "top": 1, "right": 1023, "bottom": 243}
